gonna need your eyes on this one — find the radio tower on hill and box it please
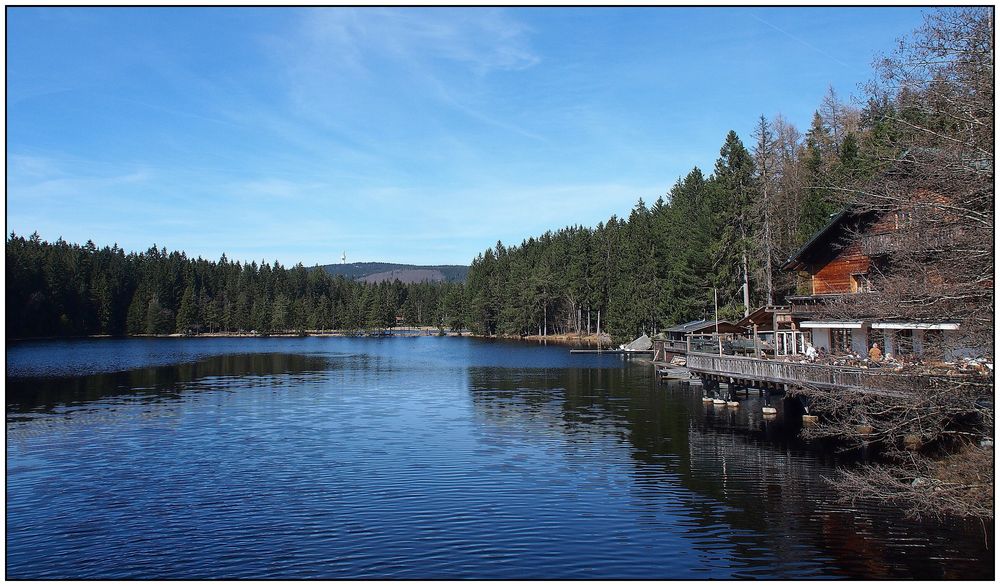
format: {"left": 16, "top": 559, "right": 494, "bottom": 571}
{"left": 341, "top": 251, "right": 347, "bottom": 265}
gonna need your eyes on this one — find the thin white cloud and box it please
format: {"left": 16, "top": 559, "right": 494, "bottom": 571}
{"left": 231, "top": 178, "right": 326, "bottom": 200}
{"left": 8, "top": 155, "right": 151, "bottom": 201}
{"left": 750, "top": 12, "right": 851, "bottom": 69}
{"left": 266, "top": 8, "right": 544, "bottom": 144}
{"left": 9, "top": 154, "right": 63, "bottom": 178}
{"left": 299, "top": 8, "right": 539, "bottom": 75}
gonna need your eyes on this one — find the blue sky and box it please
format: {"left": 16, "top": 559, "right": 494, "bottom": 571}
{"left": 7, "top": 7, "right": 929, "bottom": 266}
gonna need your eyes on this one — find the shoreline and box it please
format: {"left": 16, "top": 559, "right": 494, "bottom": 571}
{"left": 7, "top": 327, "right": 464, "bottom": 343}
{"left": 7, "top": 330, "right": 615, "bottom": 344}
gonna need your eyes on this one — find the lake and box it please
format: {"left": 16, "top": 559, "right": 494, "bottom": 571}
{"left": 6, "top": 336, "right": 993, "bottom": 579}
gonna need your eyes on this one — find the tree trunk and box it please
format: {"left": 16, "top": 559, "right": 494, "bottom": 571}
{"left": 742, "top": 251, "right": 751, "bottom": 317}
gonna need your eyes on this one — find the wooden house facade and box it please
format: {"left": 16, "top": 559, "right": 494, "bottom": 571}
{"left": 781, "top": 210, "right": 961, "bottom": 359}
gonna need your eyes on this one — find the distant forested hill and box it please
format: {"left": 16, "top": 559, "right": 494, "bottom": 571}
{"left": 6, "top": 236, "right": 469, "bottom": 338}
{"left": 317, "top": 262, "right": 468, "bottom": 283}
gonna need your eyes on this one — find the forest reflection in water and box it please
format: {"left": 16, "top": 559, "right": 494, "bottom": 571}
{"left": 5, "top": 339, "right": 993, "bottom": 579}
{"left": 7, "top": 353, "right": 335, "bottom": 413}
{"left": 466, "top": 365, "right": 992, "bottom": 580}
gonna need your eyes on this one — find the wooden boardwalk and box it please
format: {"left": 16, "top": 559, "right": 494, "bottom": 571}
{"left": 686, "top": 352, "right": 984, "bottom": 396}
{"left": 569, "top": 348, "right": 652, "bottom": 355}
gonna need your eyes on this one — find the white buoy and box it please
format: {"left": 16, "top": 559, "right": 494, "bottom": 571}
{"left": 762, "top": 406, "right": 777, "bottom": 414}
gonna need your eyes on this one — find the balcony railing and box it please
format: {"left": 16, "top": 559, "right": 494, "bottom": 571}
{"left": 860, "top": 232, "right": 902, "bottom": 256}
{"left": 860, "top": 228, "right": 961, "bottom": 257}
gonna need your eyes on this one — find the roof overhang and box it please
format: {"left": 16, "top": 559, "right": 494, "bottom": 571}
{"left": 800, "top": 321, "right": 865, "bottom": 329}
{"left": 780, "top": 210, "right": 849, "bottom": 271}
{"left": 871, "top": 322, "right": 960, "bottom": 330}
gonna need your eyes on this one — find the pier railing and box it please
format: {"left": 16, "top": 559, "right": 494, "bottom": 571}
{"left": 654, "top": 339, "right": 690, "bottom": 352}
{"left": 652, "top": 339, "right": 691, "bottom": 361}
{"left": 685, "top": 352, "right": 980, "bottom": 395}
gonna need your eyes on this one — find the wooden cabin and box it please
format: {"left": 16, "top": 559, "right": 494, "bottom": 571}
{"left": 781, "top": 210, "right": 961, "bottom": 359}
{"left": 735, "top": 306, "right": 802, "bottom": 356}
{"left": 652, "top": 319, "right": 743, "bottom": 360}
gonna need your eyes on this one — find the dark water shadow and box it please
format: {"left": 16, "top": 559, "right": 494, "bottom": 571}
{"left": 466, "top": 365, "right": 994, "bottom": 580}
{"left": 7, "top": 353, "right": 334, "bottom": 415}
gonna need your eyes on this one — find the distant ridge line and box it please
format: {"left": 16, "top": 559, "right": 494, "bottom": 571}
{"left": 316, "top": 262, "right": 468, "bottom": 284}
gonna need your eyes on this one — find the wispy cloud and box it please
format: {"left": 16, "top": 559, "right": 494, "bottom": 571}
{"left": 266, "top": 8, "right": 544, "bottom": 144}
{"left": 8, "top": 154, "right": 151, "bottom": 201}
{"left": 750, "top": 12, "right": 851, "bottom": 68}
{"left": 230, "top": 178, "right": 326, "bottom": 200}
{"left": 298, "top": 8, "right": 539, "bottom": 76}
{"left": 9, "top": 154, "right": 62, "bottom": 178}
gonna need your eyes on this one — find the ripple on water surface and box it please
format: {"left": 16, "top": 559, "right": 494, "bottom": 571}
{"left": 6, "top": 337, "right": 994, "bottom": 579}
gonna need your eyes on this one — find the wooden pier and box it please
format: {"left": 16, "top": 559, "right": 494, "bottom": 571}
{"left": 685, "top": 351, "right": 983, "bottom": 397}
{"left": 570, "top": 348, "right": 652, "bottom": 355}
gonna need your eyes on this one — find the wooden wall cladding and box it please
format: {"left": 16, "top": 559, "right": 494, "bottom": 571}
{"left": 812, "top": 240, "right": 870, "bottom": 295}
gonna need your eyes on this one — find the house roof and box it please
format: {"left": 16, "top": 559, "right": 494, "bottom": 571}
{"left": 664, "top": 319, "right": 740, "bottom": 334}
{"left": 781, "top": 206, "right": 890, "bottom": 272}
{"left": 736, "top": 305, "right": 790, "bottom": 328}
{"left": 780, "top": 210, "right": 850, "bottom": 272}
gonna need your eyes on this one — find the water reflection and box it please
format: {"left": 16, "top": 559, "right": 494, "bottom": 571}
{"left": 7, "top": 353, "right": 334, "bottom": 415}
{"left": 466, "top": 366, "right": 993, "bottom": 579}
{"left": 5, "top": 339, "right": 993, "bottom": 580}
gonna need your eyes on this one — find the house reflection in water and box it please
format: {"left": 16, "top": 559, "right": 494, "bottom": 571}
{"left": 465, "top": 366, "right": 990, "bottom": 578}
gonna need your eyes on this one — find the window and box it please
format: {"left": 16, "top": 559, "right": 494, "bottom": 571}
{"left": 922, "top": 330, "right": 944, "bottom": 359}
{"left": 777, "top": 331, "right": 812, "bottom": 355}
{"left": 851, "top": 273, "right": 872, "bottom": 293}
{"left": 796, "top": 332, "right": 811, "bottom": 355}
{"left": 895, "top": 329, "right": 914, "bottom": 356}
{"left": 831, "top": 328, "right": 852, "bottom": 354}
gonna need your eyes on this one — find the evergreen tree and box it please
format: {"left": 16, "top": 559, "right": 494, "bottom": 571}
{"left": 799, "top": 112, "right": 841, "bottom": 240}
{"left": 176, "top": 284, "right": 198, "bottom": 333}
{"left": 711, "top": 130, "right": 758, "bottom": 317}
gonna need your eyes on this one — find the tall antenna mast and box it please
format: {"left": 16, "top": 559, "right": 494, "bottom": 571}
{"left": 341, "top": 251, "right": 347, "bottom": 265}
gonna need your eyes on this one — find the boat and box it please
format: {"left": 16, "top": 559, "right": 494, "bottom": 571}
{"left": 618, "top": 334, "right": 653, "bottom": 354}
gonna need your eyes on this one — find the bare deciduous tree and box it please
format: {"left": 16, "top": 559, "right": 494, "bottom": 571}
{"left": 752, "top": 115, "right": 777, "bottom": 305}
{"left": 794, "top": 7, "right": 994, "bottom": 520}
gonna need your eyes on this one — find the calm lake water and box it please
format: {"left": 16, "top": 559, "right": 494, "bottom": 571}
{"left": 6, "top": 336, "right": 993, "bottom": 579}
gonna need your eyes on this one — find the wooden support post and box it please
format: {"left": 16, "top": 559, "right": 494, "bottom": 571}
{"left": 762, "top": 389, "right": 777, "bottom": 414}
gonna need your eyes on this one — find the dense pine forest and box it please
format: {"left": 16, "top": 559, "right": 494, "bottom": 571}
{"left": 6, "top": 237, "right": 467, "bottom": 339}
{"left": 464, "top": 95, "right": 868, "bottom": 340}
